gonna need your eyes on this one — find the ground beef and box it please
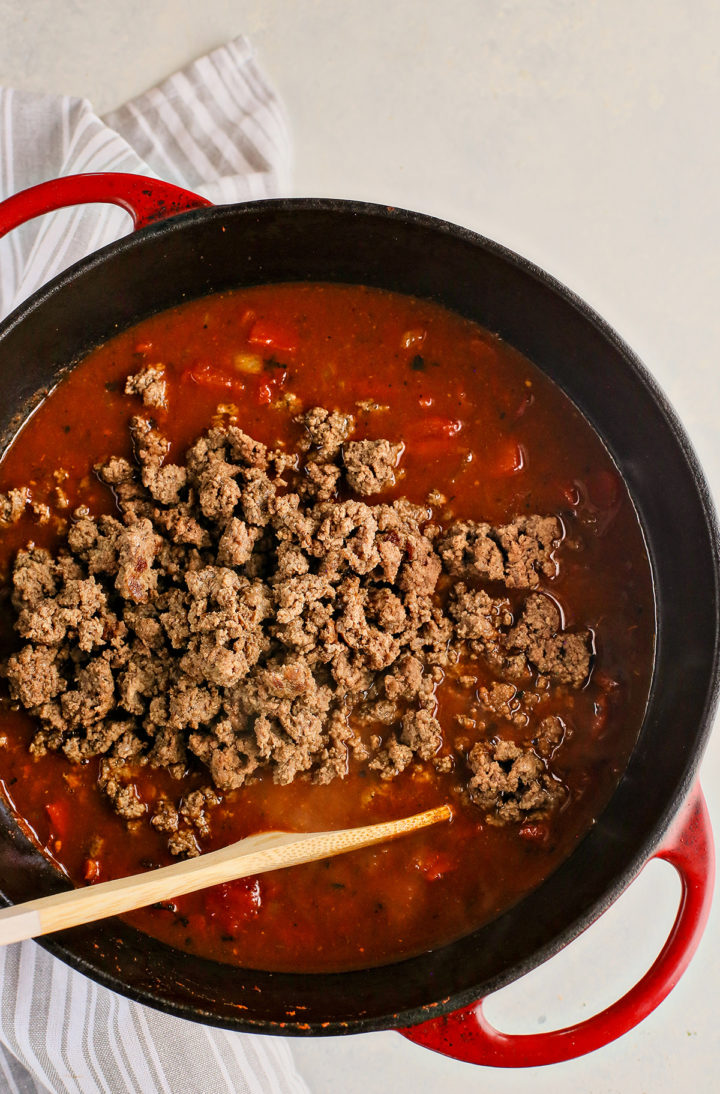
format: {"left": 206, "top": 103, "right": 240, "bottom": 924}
{"left": 217, "top": 518, "right": 261, "bottom": 566}
{"left": 151, "top": 798, "right": 179, "bottom": 833}
{"left": 4, "top": 645, "right": 66, "bottom": 708}
{"left": 300, "top": 458, "right": 341, "bottom": 502}
{"left": 97, "top": 756, "right": 146, "bottom": 820}
{"left": 368, "top": 734, "right": 414, "bottom": 778}
{"left": 344, "top": 439, "right": 403, "bottom": 495}
{"left": 448, "top": 584, "right": 512, "bottom": 643}
{"left": 115, "top": 520, "right": 161, "bottom": 603}
{"left": 0, "top": 487, "right": 30, "bottom": 525}
{"left": 438, "top": 521, "right": 505, "bottom": 581}
{"left": 400, "top": 709, "right": 442, "bottom": 760}
{"left": 505, "top": 593, "right": 592, "bottom": 687}
{"left": 125, "top": 364, "right": 168, "bottom": 410}
{"left": 296, "top": 407, "right": 355, "bottom": 457}
{"left": 60, "top": 655, "right": 115, "bottom": 728}
{"left": 96, "top": 457, "right": 135, "bottom": 487}
{"left": 534, "top": 714, "right": 567, "bottom": 758}
{"left": 438, "top": 515, "right": 561, "bottom": 588}
{"left": 477, "top": 681, "right": 523, "bottom": 723}
{"left": 1, "top": 405, "right": 587, "bottom": 854}
{"left": 467, "top": 738, "right": 566, "bottom": 823}
{"left": 168, "top": 828, "right": 201, "bottom": 857}
{"left": 180, "top": 786, "right": 220, "bottom": 837}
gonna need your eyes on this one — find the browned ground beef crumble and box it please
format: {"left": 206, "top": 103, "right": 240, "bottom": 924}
{"left": 1, "top": 405, "right": 592, "bottom": 856}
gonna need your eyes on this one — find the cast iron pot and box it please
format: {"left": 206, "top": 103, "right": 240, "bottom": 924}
{"left": 0, "top": 174, "right": 717, "bottom": 1067}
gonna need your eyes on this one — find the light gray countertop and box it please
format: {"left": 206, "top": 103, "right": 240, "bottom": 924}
{"left": 1, "top": 1, "right": 718, "bottom": 1090}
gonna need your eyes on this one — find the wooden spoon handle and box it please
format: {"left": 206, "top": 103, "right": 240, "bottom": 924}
{"left": 0, "top": 804, "right": 452, "bottom": 945}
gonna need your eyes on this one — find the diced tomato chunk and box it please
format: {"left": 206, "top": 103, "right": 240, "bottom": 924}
{"left": 205, "top": 877, "right": 263, "bottom": 934}
{"left": 255, "top": 364, "right": 288, "bottom": 404}
{"left": 416, "top": 851, "right": 455, "bottom": 881}
{"left": 407, "top": 417, "right": 463, "bottom": 446}
{"left": 181, "top": 361, "right": 245, "bottom": 392}
{"left": 247, "top": 319, "right": 298, "bottom": 354}
{"left": 519, "top": 823, "right": 549, "bottom": 844}
{"left": 45, "top": 801, "right": 69, "bottom": 838}
{"left": 425, "top": 417, "right": 463, "bottom": 439}
{"left": 488, "top": 439, "right": 525, "bottom": 476}
{"left": 83, "top": 858, "right": 101, "bottom": 883}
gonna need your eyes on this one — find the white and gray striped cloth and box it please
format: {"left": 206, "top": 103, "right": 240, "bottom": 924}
{"left": 0, "top": 34, "right": 292, "bottom": 321}
{"left": 0, "top": 37, "right": 309, "bottom": 1094}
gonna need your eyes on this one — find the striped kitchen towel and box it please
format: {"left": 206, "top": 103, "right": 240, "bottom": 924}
{"left": 0, "top": 37, "right": 307, "bottom": 1094}
{"left": 0, "top": 34, "right": 292, "bottom": 321}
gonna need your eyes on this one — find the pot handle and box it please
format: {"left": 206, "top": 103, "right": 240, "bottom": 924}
{"left": 400, "top": 783, "right": 714, "bottom": 1067}
{"left": 0, "top": 172, "right": 212, "bottom": 238}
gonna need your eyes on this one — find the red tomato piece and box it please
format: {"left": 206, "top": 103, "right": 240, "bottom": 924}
{"left": 489, "top": 439, "right": 525, "bottom": 476}
{"left": 416, "top": 851, "right": 455, "bottom": 881}
{"left": 407, "top": 417, "right": 463, "bottom": 446}
{"left": 205, "top": 877, "right": 263, "bottom": 934}
{"left": 519, "top": 823, "right": 549, "bottom": 844}
{"left": 45, "top": 801, "right": 69, "bottom": 839}
{"left": 247, "top": 319, "right": 298, "bottom": 354}
{"left": 424, "top": 417, "right": 463, "bottom": 439}
{"left": 255, "top": 366, "right": 288, "bottom": 404}
{"left": 181, "top": 362, "right": 245, "bottom": 393}
{"left": 83, "top": 858, "right": 101, "bottom": 883}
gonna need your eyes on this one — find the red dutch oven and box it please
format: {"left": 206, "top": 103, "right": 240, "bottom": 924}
{"left": 0, "top": 174, "right": 717, "bottom": 1067}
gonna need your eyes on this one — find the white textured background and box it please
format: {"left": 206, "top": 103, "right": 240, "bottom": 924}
{"left": 1, "top": 1, "right": 719, "bottom": 1090}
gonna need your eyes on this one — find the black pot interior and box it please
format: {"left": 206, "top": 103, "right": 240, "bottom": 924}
{"left": 0, "top": 200, "right": 717, "bottom": 1034}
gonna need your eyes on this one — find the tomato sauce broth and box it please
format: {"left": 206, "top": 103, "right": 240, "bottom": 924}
{"left": 0, "top": 283, "right": 654, "bottom": 972}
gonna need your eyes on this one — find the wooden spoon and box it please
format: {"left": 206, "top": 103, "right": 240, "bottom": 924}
{"left": 0, "top": 803, "right": 452, "bottom": 946}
